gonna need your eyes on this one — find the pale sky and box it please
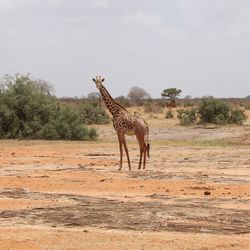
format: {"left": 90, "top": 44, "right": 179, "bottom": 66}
{"left": 0, "top": 0, "right": 250, "bottom": 98}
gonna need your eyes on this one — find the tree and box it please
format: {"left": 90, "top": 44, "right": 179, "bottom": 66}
{"left": 0, "top": 73, "right": 97, "bottom": 140}
{"left": 0, "top": 73, "right": 54, "bottom": 95}
{"left": 33, "top": 79, "right": 55, "bottom": 95}
{"left": 127, "top": 86, "right": 150, "bottom": 101}
{"left": 161, "top": 88, "right": 182, "bottom": 107}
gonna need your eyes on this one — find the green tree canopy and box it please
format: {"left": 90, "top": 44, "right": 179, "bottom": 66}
{"left": 161, "top": 88, "right": 182, "bottom": 107}
{"left": 0, "top": 74, "right": 96, "bottom": 140}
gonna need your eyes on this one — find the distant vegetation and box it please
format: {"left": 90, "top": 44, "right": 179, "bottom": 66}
{"left": 177, "top": 108, "right": 198, "bottom": 125}
{"left": 127, "top": 86, "right": 151, "bottom": 105}
{"left": 60, "top": 95, "right": 248, "bottom": 126}
{"left": 161, "top": 88, "right": 182, "bottom": 107}
{"left": 0, "top": 74, "right": 248, "bottom": 141}
{"left": 165, "top": 109, "right": 174, "bottom": 119}
{"left": 177, "top": 97, "right": 247, "bottom": 126}
{"left": 60, "top": 83, "right": 250, "bottom": 111}
{"left": 0, "top": 74, "right": 97, "bottom": 140}
{"left": 61, "top": 95, "right": 250, "bottom": 112}
{"left": 143, "top": 101, "right": 164, "bottom": 113}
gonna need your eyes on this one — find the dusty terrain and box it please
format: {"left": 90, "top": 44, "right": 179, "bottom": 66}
{"left": 0, "top": 109, "right": 250, "bottom": 250}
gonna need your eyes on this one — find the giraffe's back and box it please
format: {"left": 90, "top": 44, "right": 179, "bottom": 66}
{"left": 113, "top": 113, "right": 148, "bottom": 136}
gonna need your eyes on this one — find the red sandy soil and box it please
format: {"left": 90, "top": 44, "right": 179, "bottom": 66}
{"left": 0, "top": 110, "right": 250, "bottom": 249}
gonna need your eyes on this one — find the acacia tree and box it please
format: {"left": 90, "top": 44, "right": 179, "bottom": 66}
{"left": 161, "top": 88, "right": 182, "bottom": 107}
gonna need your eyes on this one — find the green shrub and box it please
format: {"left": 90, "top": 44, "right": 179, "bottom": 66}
{"left": 198, "top": 97, "right": 247, "bottom": 125}
{"left": 229, "top": 108, "right": 247, "bottom": 125}
{"left": 79, "top": 102, "right": 110, "bottom": 125}
{"left": 176, "top": 98, "right": 247, "bottom": 126}
{"left": 165, "top": 109, "right": 174, "bottom": 119}
{"left": 177, "top": 108, "right": 197, "bottom": 125}
{"left": 38, "top": 123, "right": 59, "bottom": 140}
{"left": 198, "top": 98, "right": 230, "bottom": 124}
{"left": 0, "top": 74, "right": 97, "bottom": 140}
{"left": 89, "top": 127, "right": 98, "bottom": 139}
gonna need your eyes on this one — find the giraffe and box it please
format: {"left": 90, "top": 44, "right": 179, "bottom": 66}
{"left": 92, "top": 76, "right": 150, "bottom": 170}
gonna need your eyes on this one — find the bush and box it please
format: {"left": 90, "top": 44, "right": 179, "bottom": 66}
{"left": 198, "top": 97, "right": 247, "bottom": 125}
{"left": 229, "top": 108, "right": 247, "bottom": 125}
{"left": 177, "top": 108, "right": 197, "bottom": 125}
{"left": 0, "top": 74, "right": 97, "bottom": 140}
{"left": 198, "top": 98, "right": 230, "bottom": 124}
{"left": 176, "top": 97, "right": 247, "bottom": 126}
{"left": 79, "top": 102, "right": 110, "bottom": 125}
{"left": 165, "top": 109, "right": 174, "bottom": 119}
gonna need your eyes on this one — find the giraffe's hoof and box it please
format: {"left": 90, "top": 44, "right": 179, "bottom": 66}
{"left": 118, "top": 167, "right": 122, "bottom": 171}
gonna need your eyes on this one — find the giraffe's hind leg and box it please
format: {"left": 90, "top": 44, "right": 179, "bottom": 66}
{"left": 117, "top": 133, "right": 123, "bottom": 170}
{"left": 143, "top": 143, "right": 147, "bottom": 169}
{"left": 136, "top": 132, "right": 145, "bottom": 170}
{"left": 138, "top": 148, "right": 143, "bottom": 170}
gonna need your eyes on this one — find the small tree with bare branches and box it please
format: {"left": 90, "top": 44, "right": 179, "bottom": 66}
{"left": 127, "top": 86, "right": 150, "bottom": 105}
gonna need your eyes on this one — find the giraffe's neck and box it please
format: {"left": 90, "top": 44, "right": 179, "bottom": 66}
{"left": 99, "top": 85, "right": 127, "bottom": 119}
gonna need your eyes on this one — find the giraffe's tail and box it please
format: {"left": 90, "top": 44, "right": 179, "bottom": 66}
{"left": 146, "top": 125, "right": 150, "bottom": 158}
{"left": 147, "top": 143, "right": 150, "bottom": 158}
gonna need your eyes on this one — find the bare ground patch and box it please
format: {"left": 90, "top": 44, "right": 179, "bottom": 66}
{"left": 0, "top": 189, "right": 249, "bottom": 235}
{"left": 0, "top": 124, "right": 250, "bottom": 249}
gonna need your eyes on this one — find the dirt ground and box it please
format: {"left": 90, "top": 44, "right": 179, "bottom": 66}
{"left": 0, "top": 109, "right": 250, "bottom": 250}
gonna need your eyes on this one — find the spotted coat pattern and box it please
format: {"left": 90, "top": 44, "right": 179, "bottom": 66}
{"left": 113, "top": 113, "right": 148, "bottom": 138}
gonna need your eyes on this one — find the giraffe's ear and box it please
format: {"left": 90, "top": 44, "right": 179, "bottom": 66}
{"left": 102, "top": 78, "right": 105, "bottom": 82}
{"left": 92, "top": 78, "right": 96, "bottom": 82}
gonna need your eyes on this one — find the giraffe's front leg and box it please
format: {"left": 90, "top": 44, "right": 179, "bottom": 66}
{"left": 122, "top": 135, "right": 131, "bottom": 171}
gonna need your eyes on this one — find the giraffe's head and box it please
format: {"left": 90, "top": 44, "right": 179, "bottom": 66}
{"left": 92, "top": 76, "right": 105, "bottom": 89}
